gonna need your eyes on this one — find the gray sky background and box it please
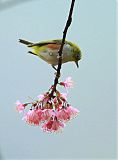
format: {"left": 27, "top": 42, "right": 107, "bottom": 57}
{"left": 0, "top": 0, "right": 117, "bottom": 159}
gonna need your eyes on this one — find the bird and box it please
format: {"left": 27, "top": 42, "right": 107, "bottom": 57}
{"left": 19, "top": 39, "right": 82, "bottom": 69}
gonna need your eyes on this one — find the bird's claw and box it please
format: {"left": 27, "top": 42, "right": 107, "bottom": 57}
{"left": 52, "top": 65, "right": 57, "bottom": 71}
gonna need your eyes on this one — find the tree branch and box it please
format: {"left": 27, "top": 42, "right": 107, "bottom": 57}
{"left": 50, "top": 0, "right": 76, "bottom": 97}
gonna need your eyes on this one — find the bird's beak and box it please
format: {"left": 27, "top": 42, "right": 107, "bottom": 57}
{"left": 75, "top": 61, "right": 79, "bottom": 68}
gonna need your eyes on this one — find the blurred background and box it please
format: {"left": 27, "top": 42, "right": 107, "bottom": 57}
{"left": 0, "top": 0, "right": 117, "bottom": 159}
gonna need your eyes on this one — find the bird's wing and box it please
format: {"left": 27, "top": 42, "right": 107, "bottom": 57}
{"left": 28, "top": 39, "right": 66, "bottom": 47}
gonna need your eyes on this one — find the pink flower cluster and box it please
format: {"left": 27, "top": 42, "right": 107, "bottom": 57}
{"left": 16, "top": 77, "right": 79, "bottom": 133}
{"left": 60, "top": 77, "right": 73, "bottom": 89}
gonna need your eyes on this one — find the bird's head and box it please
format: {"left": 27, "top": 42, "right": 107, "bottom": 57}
{"left": 72, "top": 44, "right": 82, "bottom": 68}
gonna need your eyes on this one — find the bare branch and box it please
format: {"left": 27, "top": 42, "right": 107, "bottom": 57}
{"left": 50, "top": 0, "right": 76, "bottom": 97}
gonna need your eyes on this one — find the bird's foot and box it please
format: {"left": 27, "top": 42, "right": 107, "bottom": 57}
{"left": 52, "top": 65, "right": 57, "bottom": 71}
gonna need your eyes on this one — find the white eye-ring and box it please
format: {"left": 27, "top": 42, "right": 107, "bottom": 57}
{"left": 49, "top": 52, "right": 53, "bottom": 56}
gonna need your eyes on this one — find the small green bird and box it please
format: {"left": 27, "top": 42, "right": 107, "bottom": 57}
{"left": 19, "top": 39, "right": 82, "bottom": 69}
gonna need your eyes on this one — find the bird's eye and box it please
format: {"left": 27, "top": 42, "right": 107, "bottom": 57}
{"left": 76, "top": 53, "right": 80, "bottom": 59}
{"left": 76, "top": 52, "right": 81, "bottom": 60}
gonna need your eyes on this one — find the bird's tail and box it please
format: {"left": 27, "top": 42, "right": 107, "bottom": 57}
{"left": 19, "top": 39, "right": 33, "bottom": 45}
{"left": 19, "top": 39, "right": 38, "bottom": 56}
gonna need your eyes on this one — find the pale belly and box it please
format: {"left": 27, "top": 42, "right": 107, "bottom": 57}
{"left": 38, "top": 45, "right": 73, "bottom": 65}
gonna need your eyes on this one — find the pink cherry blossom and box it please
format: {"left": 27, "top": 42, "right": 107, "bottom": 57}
{"left": 22, "top": 109, "right": 42, "bottom": 126}
{"left": 42, "top": 117, "right": 65, "bottom": 133}
{"left": 41, "top": 109, "right": 54, "bottom": 121}
{"left": 57, "top": 106, "right": 79, "bottom": 122}
{"left": 16, "top": 100, "right": 25, "bottom": 113}
{"left": 52, "top": 97, "right": 62, "bottom": 110}
{"left": 60, "top": 77, "right": 73, "bottom": 89}
{"left": 66, "top": 106, "right": 79, "bottom": 119}
{"left": 57, "top": 108, "right": 70, "bottom": 122}
{"left": 16, "top": 77, "right": 80, "bottom": 133}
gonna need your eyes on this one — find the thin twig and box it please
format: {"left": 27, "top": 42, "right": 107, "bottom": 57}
{"left": 50, "top": 0, "right": 76, "bottom": 97}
